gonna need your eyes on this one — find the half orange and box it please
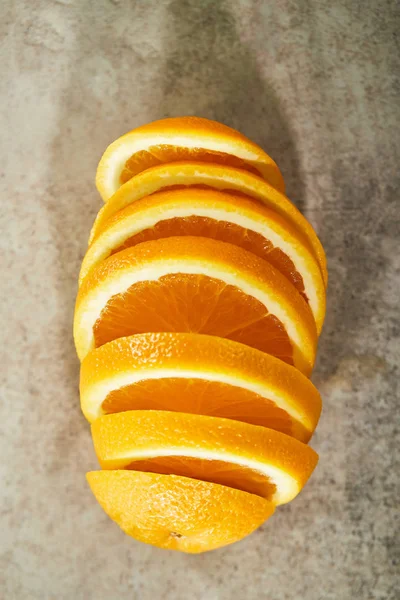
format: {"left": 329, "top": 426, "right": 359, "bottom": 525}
{"left": 80, "top": 333, "right": 321, "bottom": 442}
{"left": 74, "top": 237, "right": 317, "bottom": 374}
{"left": 80, "top": 188, "right": 325, "bottom": 333}
{"left": 91, "top": 411, "right": 318, "bottom": 505}
{"left": 90, "top": 161, "right": 327, "bottom": 286}
{"left": 96, "top": 116, "right": 285, "bottom": 201}
{"left": 87, "top": 471, "right": 275, "bottom": 553}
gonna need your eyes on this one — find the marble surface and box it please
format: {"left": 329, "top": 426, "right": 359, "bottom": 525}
{"left": 1, "top": 1, "right": 399, "bottom": 598}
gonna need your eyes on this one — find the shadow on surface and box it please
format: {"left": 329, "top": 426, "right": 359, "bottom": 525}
{"left": 157, "top": 0, "right": 305, "bottom": 209}
{"left": 304, "top": 6, "right": 400, "bottom": 381}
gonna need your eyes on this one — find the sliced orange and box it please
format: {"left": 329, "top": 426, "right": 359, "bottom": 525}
{"left": 87, "top": 470, "right": 275, "bottom": 553}
{"left": 90, "top": 161, "right": 327, "bottom": 286}
{"left": 91, "top": 410, "right": 318, "bottom": 505}
{"left": 80, "top": 333, "right": 321, "bottom": 442}
{"left": 80, "top": 188, "right": 325, "bottom": 332}
{"left": 74, "top": 237, "right": 317, "bottom": 374}
{"left": 96, "top": 117, "right": 284, "bottom": 202}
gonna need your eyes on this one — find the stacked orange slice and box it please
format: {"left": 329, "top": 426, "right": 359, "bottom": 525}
{"left": 74, "top": 117, "right": 326, "bottom": 553}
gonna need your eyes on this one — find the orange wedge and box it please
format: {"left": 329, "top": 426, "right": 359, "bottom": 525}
{"left": 74, "top": 237, "right": 317, "bottom": 374}
{"left": 90, "top": 161, "right": 327, "bottom": 286}
{"left": 87, "top": 471, "right": 275, "bottom": 553}
{"left": 91, "top": 411, "right": 318, "bottom": 505}
{"left": 96, "top": 117, "right": 285, "bottom": 201}
{"left": 80, "top": 188, "right": 325, "bottom": 332}
{"left": 80, "top": 333, "right": 321, "bottom": 442}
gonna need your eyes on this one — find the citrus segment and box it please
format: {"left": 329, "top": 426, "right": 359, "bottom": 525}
{"left": 80, "top": 188, "right": 325, "bottom": 332}
{"left": 87, "top": 470, "right": 275, "bottom": 553}
{"left": 90, "top": 161, "right": 327, "bottom": 286}
{"left": 91, "top": 411, "right": 318, "bottom": 505}
{"left": 80, "top": 333, "right": 321, "bottom": 442}
{"left": 96, "top": 116, "right": 285, "bottom": 201}
{"left": 74, "top": 237, "right": 317, "bottom": 373}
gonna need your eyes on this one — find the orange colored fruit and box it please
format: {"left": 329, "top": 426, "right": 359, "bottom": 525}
{"left": 80, "top": 333, "right": 321, "bottom": 442}
{"left": 80, "top": 188, "right": 325, "bottom": 333}
{"left": 76, "top": 117, "right": 326, "bottom": 555}
{"left": 74, "top": 237, "right": 317, "bottom": 374}
{"left": 87, "top": 470, "right": 275, "bottom": 553}
{"left": 91, "top": 410, "right": 318, "bottom": 505}
{"left": 96, "top": 117, "right": 284, "bottom": 201}
{"left": 89, "top": 161, "right": 327, "bottom": 286}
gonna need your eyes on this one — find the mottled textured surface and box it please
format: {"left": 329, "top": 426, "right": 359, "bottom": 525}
{"left": 1, "top": 1, "right": 399, "bottom": 598}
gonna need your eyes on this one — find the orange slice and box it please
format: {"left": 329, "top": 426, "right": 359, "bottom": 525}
{"left": 96, "top": 116, "right": 284, "bottom": 201}
{"left": 80, "top": 333, "right": 321, "bottom": 442}
{"left": 87, "top": 471, "right": 275, "bottom": 553}
{"left": 91, "top": 410, "right": 318, "bottom": 506}
{"left": 80, "top": 188, "right": 326, "bottom": 332}
{"left": 90, "top": 161, "right": 327, "bottom": 286}
{"left": 74, "top": 237, "right": 317, "bottom": 374}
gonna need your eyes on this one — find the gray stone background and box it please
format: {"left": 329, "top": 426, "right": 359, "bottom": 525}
{"left": 1, "top": 1, "right": 399, "bottom": 598}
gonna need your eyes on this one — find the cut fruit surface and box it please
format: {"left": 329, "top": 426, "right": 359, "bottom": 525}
{"left": 90, "top": 161, "right": 327, "bottom": 286}
{"left": 80, "top": 333, "right": 321, "bottom": 442}
{"left": 87, "top": 470, "right": 275, "bottom": 553}
{"left": 91, "top": 410, "right": 318, "bottom": 505}
{"left": 74, "top": 237, "right": 317, "bottom": 374}
{"left": 80, "top": 189, "right": 325, "bottom": 333}
{"left": 76, "top": 117, "right": 326, "bottom": 555}
{"left": 96, "top": 116, "right": 284, "bottom": 201}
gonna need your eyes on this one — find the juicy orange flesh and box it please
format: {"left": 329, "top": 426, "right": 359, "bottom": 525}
{"left": 111, "top": 215, "right": 307, "bottom": 302}
{"left": 125, "top": 455, "right": 277, "bottom": 500}
{"left": 120, "top": 145, "right": 262, "bottom": 183}
{"left": 93, "top": 274, "right": 294, "bottom": 365}
{"left": 102, "top": 377, "right": 295, "bottom": 437}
